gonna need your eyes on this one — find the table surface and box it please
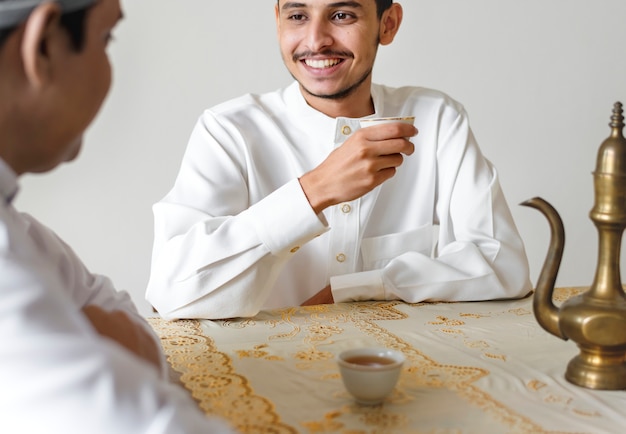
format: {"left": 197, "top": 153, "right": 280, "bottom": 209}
{"left": 149, "top": 288, "right": 626, "bottom": 434}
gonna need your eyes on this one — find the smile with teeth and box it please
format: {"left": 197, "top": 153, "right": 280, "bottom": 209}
{"left": 303, "top": 58, "right": 342, "bottom": 69}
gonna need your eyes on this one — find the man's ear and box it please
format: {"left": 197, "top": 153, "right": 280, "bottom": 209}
{"left": 379, "top": 3, "right": 403, "bottom": 46}
{"left": 275, "top": 2, "right": 281, "bottom": 38}
{"left": 21, "top": 2, "right": 62, "bottom": 88}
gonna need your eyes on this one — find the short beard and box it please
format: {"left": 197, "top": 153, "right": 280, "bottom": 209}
{"left": 295, "top": 67, "right": 373, "bottom": 100}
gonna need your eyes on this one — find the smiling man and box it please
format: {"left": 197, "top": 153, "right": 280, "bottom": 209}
{"left": 0, "top": 0, "right": 234, "bottom": 432}
{"left": 147, "top": 0, "right": 532, "bottom": 319}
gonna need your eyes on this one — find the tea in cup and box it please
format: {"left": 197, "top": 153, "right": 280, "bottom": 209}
{"left": 337, "top": 347, "right": 405, "bottom": 405}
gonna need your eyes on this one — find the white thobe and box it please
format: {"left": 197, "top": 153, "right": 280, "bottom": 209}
{"left": 147, "top": 82, "right": 532, "bottom": 319}
{"left": 0, "top": 159, "right": 234, "bottom": 433}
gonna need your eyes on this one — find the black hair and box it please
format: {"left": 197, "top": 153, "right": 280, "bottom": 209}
{"left": 375, "top": 0, "right": 393, "bottom": 18}
{"left": 59, "top": 7, "right": 88, "bottom": 51}
{"left": 0, "top": 27, "right": 11, "bottom": 47}
{"left": 0, "top": 4, "right": 89, "bottom": 51}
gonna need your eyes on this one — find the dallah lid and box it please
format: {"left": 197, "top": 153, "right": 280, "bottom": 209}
{"left": 0, "top": 0, "right": 96, "bottom": 29}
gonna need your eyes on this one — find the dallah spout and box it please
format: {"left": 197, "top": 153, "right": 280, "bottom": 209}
{"left": 520, "top": 197, "right": 567, "bottom": 340}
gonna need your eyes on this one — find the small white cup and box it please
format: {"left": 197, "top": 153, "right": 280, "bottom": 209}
{"left": 337, "top": 347, "right": 405, "bottom": 405}
{"left": 359, "top": 116, "right": 415, "bottom": 129}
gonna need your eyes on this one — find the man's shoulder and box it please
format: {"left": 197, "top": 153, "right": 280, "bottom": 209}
{"left": 373, "top": 83, "right": 464, "bottom": 110}
{"left": 0, "top": 206, "right": 74, "bottom": 271}
{"left": 203, "top": 85, "right": 290, "bottom": 119}
{"left": 0, "top": 208, "right": 52, "bottom": 291}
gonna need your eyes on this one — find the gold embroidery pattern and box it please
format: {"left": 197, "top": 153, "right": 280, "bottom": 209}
{"left": 286, "top": 303, "right": 545, "bottom": 434}
{"left": 427, "top": 308, "right": 524, "bottom": 362}
{"left": 552, "top": 287, "right": 587, "bottom": 303}
{"left": 149, "top": 290, "right": 597, "bottom": 434}
{"left": 236, "top": 343, "right": 284, "bottom": 361}
{"left": 229, "top": 302, "right": 551, "bottom": 433}
{"left": 526, "top": 379, "right": 604, "bottom": 422}
{"left": 148, "top": 318, "right": 297, "bottom": 434}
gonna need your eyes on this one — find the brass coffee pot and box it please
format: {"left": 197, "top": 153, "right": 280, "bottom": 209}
{"left": 521, "top": 102, "right": 626, "bottom": 390}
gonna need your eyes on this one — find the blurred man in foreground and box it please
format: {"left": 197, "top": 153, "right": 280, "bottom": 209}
{"left": 0, "top": 0, "right": 234, "bottom": 432}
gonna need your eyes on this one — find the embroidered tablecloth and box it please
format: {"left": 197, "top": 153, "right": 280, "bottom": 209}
{"left": 148, "top": 288, "right": 626, "bottom": 434}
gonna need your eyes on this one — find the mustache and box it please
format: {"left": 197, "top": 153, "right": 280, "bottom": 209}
{"left": 292, "top": 50, "right": 354, "bottom": 62}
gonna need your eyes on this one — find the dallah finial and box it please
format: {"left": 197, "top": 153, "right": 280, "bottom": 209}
{"left": 610, "top": 102, "right": 624, "bottom": 133}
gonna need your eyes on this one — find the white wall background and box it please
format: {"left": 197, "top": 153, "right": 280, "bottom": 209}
{"left": 15, "top": 0, "right": 626, "bottom": 316}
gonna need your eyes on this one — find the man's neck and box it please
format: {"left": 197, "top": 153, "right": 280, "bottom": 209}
{"left": 300, "top": 84, "right": 375, "bottom": 119}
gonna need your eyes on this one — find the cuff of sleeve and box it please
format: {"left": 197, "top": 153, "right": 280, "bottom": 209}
{"left": 242, "top": 179, "right": 329, "bottom": 255}
{"left": 330, "top": 270, "right": 386, "bottom": 302}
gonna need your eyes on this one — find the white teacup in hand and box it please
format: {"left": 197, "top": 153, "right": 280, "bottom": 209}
{"left": 359, "top": 116, "right": 415, "bottom": 129}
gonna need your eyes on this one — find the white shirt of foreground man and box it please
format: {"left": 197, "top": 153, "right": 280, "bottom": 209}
{"left": 0, "top": 162, "right": 233, "bottom": 434}
{"left": 147, "top": 0, "right": 532, "bottom": 320}
{"left": 0, "top": 0, "right": 234, "bottom": 432}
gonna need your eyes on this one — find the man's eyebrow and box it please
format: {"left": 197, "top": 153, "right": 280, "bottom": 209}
{"left": 329, "top": 1, "right": 363, "bottom": 8}
{"left": 281, "top": 1, "right": 363, "bottom": 10}
{"left": 281, "top": 2, "right": 305, "bottom": 10}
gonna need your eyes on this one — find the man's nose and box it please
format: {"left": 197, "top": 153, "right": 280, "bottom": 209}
{"left": 304, "top": 19, "right": 334, "bottom": 52}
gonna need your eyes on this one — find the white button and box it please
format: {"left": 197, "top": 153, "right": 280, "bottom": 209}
{"left": 341, "top": 126, "right": 352, "bottom": 135}
{"left": 336, "top": 253, "right": 346, "bottom": 263}
{"left": 341, "top": 204, "right": 352, "bottom": 214}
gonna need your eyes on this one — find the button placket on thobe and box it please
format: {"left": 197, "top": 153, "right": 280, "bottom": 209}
{"left": 328, "top": 118, "right": 362, "bottom": 277}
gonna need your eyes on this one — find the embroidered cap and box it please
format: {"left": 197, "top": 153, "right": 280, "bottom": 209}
{"left": 0, "top": 0, "right": 96, "bottom": 29}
